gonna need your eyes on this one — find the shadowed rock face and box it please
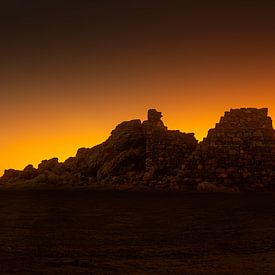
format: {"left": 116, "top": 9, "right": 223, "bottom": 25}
{"left": 179, "top": 108, "right": 275, "bottom": 191}
{"left": 66, "top": 119, "right": 147, "bottom": 185}
{"left": 65, "top": 109, "right": 197, "bottom": 187}
{"left": 1, "top": 108, "right": 274, "bottom": 191}
{"left": 1, "top": 169, "right": 22, "bottom": 183}
{"left": 0, "top": 109, "right": 196, "bottom": 188}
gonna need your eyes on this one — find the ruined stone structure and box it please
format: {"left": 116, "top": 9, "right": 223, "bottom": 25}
{"left": 142, "top": 109, "right": 167, "bottom": 132}
{"left": 180, "top": 108, "right": 275, "bottom": 191}
{"left": 1, "top": 107, "right": 274, "bottom": 191}
{"left": 143, "top": 109, "right": 197, "bottom": 186}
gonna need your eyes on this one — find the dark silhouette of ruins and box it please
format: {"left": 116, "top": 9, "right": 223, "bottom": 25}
{"left": 1, "top": 108, "right": 274, "bottom": 191}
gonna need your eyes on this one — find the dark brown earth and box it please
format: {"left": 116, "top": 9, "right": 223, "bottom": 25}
{"left": 0, "top": 189, "right": 275, "bottom": 274}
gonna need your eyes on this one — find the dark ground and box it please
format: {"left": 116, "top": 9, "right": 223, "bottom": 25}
{"left": 0, "top": 189, "right": 274, "bottom": 274}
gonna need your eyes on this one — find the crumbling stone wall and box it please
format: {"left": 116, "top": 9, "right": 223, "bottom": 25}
{"left": 142, "top": 109, "right": 197, "bottom": 183}
{"left": 180, "top": 108, "right": 275, "bottom": 190}
{"left": 144, "top": 129, "right": 197, "bottom": 180}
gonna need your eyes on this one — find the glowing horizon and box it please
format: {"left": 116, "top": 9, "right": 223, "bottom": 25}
{"left": 1, "top": 1, "right": 275, "bottom": 175}
{"left": 1, "top": 92, "right": 274, "bottom": 175}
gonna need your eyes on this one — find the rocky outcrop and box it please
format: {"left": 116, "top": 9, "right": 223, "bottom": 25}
{"left": 61, "top": 109, "right": 197, "bottom": 188}
{"left": 179, "top": 108, "right": 275, "bottom": 191}
{"left": 0, "top": 108, "right": 274, "bottom": 191}
{"left": 65, "top": 119, "right": 147, "bottom": 185}
{"left": 1, "top": 169, "right": 22, "bottom": 184}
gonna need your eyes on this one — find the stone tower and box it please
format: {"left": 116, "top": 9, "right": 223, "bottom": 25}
{"left": 180, "top": 108, "right": 275, "bottom": 190}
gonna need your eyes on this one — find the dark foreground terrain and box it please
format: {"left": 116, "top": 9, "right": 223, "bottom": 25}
{"left": 0, "top": 190, "right": 274, "bottom": 274}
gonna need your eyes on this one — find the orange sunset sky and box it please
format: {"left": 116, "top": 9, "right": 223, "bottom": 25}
{"left": 0, "top": 1, "right": 275, "bottom": 175}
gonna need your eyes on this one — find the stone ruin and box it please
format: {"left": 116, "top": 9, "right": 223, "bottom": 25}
{"left": 1, "top": 107, "right": 274, "bottom": 191}
{"left": 142, "top": 109, "right": 197, "bottom": 188}
{"left": 179, "top": 108, "right": 275, "bottom": 191}
{"left": 142, "top": 109, "right": 167, "bottom": 131}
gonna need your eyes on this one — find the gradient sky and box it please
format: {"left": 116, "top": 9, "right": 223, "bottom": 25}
{"left": 0, "top": 0, "right": 275, "bottom": 174}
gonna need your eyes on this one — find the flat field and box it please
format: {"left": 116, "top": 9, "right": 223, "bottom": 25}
{"left": 0, "top": 189, "right": 274, "bottom": 274}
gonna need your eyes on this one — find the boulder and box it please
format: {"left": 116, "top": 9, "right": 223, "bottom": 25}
{"left": 21, "top": 165, "right": 38, "bottom": 180}
{"left": 1, "top": 169, "right": 21, "bottom": 183}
